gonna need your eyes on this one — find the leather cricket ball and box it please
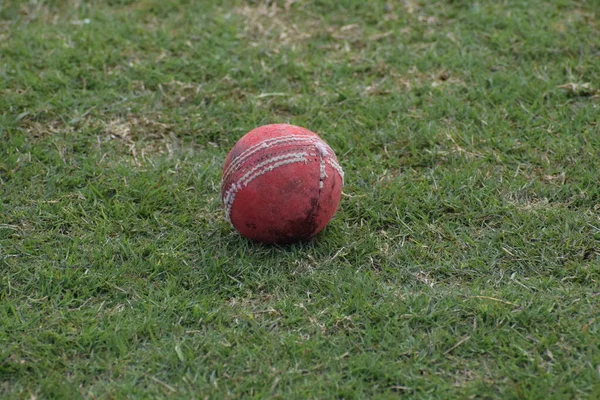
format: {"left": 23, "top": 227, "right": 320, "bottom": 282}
{"left": 221, "top": 124, "right": 344, "bottom": 244}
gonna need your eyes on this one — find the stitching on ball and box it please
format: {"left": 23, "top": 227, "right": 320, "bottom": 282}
{"left": 223, "top": 154, "right": 312, "bottom": 222}
{"left": 238, "top": 152, "right": 312, "bottom": 187}
{"left": 317, "top": 143, "right": 328, "bottom": 189}
{"left": 223, "top": 136, "right": 317, "bottom": 183}
{"left": 327, "top": 159, "right": 345, "bottom": 183}
{"left": 222, "top": 135, "right": 345, "bottom": 224}
{"left": 223, "top": 135, "right": 318, "bottom": 181}
{"left": 231, "top": 145, "right": 316, "bottom": 178}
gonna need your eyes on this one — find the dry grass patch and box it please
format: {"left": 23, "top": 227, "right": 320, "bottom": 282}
{"left": 3, "top": 0, "right": 85, "bottom": 25}
{"left": 233, "top": 0, "right": 317, "bottom": 48}
{"left": 19, "top": 119, "right": 73, "bottom": 138}
{"left": 103, "top": 115, "right": 178, "bottom": 164}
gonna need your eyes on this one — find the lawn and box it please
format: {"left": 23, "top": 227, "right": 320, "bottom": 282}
{"left": 1, "top": 0, "right": 599, "bottom": 398}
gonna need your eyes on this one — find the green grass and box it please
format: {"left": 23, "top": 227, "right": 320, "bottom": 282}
{"left": 1, "top": 0, "right": 599, "bottom": 398}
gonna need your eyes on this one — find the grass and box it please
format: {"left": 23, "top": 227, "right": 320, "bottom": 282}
{"left": 1, "top": 0, "right": 599, "bottom": 398}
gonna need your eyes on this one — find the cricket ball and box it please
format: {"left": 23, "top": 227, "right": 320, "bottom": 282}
{"left": 221, "top": 124, "right": 344, "bottom": 244}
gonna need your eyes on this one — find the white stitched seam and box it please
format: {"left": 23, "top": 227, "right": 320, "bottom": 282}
{"left": 223, "top": 135, "right": 318, "bottom": 181}
{"left": 317, "top": 144, "right": 327, "bottom": 189}
{"left": 223, "top": 136, "right": 316, "bottom": 183}
{"left": 222, "top": 135, "right": 343, "bottom": 223}
{"left": 223, "top": 151, "right": 312, "bottom": 210}
{"left": 223, "top": 155, "right": 310, "bottom": 222}
{"left": 236, "top": 151, "right": 311, "bottom": 189}
{"left": 327, "top": 159, "right": 345, "bottom": 183}
{"left": 315, "top": 141, "right": 328, "bottom": 156}
{"left": 223, "top": 146, "right": 315, "bottom": 189}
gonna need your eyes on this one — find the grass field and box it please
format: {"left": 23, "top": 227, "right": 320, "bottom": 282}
{"left": 1, "top": 0, "right": 599, "bottom": 398}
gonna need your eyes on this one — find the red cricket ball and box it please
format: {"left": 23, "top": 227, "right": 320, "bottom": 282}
{"left": 221, "top": 124, "right": 344, "bottom": 244}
